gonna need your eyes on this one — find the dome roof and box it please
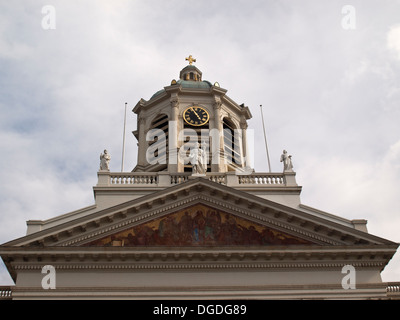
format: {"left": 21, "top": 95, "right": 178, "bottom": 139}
{"left": 150, "top": 79, "right": 212, "bottom": 100}
{"left": 150, "top": 88, "right": 166, "bottom": 99}
{"left": 177, "top": 79, "right": 212, "bottom": 89}
{"left": 150, "top": 61, "right": 212, "bottom": 100}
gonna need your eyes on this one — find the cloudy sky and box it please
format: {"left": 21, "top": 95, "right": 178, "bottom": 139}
{"left": 1, "top": 0, "right": 400, "bottom": 285}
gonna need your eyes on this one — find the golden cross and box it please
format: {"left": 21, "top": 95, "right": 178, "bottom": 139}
{"left": 185, "top": 55, "right": 196, "bottom": 65}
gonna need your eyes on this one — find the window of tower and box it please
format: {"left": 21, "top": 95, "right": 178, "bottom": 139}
{"left": 223, "top": 118, "right": 242, "bottom": 169}
{"left": 147, "top": 114, "right": 168, "bottom": 168}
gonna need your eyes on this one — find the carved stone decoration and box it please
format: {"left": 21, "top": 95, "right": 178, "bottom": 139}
{"left": 100, "top": 149, "right": 111, "bottom": 171}
{"left": 170, "top": 97, "right": 179, "bottom": 109}
{"left": 213, "top": 99, "right": 222, "bottom": 110}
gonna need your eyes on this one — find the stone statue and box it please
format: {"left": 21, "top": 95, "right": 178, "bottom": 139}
{"left": 100, "top": 149, "right": 111, "bottom": 171}
{"left": 201, "top": 140, "right": 208, "bottom": 173}
{"left": 189, "top": 142, "right": 207, "bottom": 175}
{"left": 280, "top": 150, "right": 293, "bottom": 172}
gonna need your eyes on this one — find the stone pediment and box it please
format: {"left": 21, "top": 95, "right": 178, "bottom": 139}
{"left": 86, "top": 204, "right": 312, "bottom": 247}
{"left": 2, "top": 178, "right": 396, "bottom": 248}
{"left": 1, "top": 177, "right": 398, "bottom": 288}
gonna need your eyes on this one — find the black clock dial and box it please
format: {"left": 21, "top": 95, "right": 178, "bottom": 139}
{"left": 183, "top": 106, "right": 209, "bottom": 126}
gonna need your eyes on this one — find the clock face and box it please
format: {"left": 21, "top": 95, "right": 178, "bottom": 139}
{"left": 183, "top": 106, "right": 209, "bottom": 126}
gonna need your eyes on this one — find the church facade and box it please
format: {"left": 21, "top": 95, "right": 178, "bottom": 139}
{"left": 0, "top": 57, "right": 399, "bottom": 299}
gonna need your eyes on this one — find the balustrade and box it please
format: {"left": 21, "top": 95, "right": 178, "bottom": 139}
{"left": 1, "top": 283, "right": 400, "bottom": 299}
{"left": 101, "top": 172, "right": 287, "bottom": 187}
{"left": 170, "top": 173, "right": 190, "bottom": 184}
{"left": 238, "top": 174, "right": 285, "bottom": 185}
{"left": 208, "top": 174, "right": 227, "bottom": 184}
{"left": 387, "top": 282, "right": 400, "bottom": 293}
{"left": 0, "top": 286, "right": 12, "bottom": 300}
{"left": 110, "top": 174, "right": 158, "bottom": 185}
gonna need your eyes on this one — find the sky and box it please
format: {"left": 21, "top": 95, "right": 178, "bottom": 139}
{"left": 1, "top": 0, "right": 400, "bottom": 285}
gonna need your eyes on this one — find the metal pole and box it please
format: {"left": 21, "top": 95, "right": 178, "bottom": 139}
{"left": 260, "top": 105, "right": 272, "bottom": 173}
{"left": 121, "top": 102, "right": 127, "bottom": 172}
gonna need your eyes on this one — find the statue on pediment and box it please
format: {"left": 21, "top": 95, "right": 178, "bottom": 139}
{"left": 280, "top": 150, "right": 293, "bottom": 172}
{"left": 189, "top": 142, "right": 207, "bottom": 175}
{"left": 100, "top": 149, "right": 111, "bottom": 171}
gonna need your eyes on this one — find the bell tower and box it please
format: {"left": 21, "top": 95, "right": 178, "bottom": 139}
{"left": 132, "top": 56, "right": 252, "bottom": 174}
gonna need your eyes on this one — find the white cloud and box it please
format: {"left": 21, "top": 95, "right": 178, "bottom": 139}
{"left": 1, "top": 0, "right": 400, "bottom": 285}
{"left": 0, "top": 258, "right": 13, "bottom": 285}
{"left": 388, "top": 24, "right": 400, "bottom": 59}
{"left": 298, "top": 140, "right": 400, "bottom": 281}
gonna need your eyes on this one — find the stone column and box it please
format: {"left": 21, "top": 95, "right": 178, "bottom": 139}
{"left": 211, "top": 98, "right": 224, "bottom": 172}
{"left": 168, "top": 95, "right": 180, "bottom": 173}
{"left": 239, "top": 119, "right": 248, "bottom": 169}
{"left": 137, "top": 116, "right": 147, "bottom": 169}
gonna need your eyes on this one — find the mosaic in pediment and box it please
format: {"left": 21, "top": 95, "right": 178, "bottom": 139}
{"left": 87, "top": 204, "right": 312, "bottom": 247}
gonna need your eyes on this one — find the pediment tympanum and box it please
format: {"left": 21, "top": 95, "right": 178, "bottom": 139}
{"left": 86, "top": 204, "right": 312, "bottom": 247}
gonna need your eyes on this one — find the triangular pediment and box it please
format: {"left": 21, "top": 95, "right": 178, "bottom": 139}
{"left": 2, "top": 178, "right": 396, "bottom": 248}
{"left": 85, "top": 204, "right": 312, "bottom": 247}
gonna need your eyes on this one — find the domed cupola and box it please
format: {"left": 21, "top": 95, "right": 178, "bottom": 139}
{"left": 133, "top": 55, "right": 252, "bottom": 174}
{"left": 179, "top": 55, "right": 202, "bottom": 81}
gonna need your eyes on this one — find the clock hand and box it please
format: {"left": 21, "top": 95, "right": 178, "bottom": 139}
{"left": 190, "top": 107, "right": 202, "bottom": 120}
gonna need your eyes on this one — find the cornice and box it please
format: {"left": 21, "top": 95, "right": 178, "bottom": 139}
{"left": 11, "top": 261, "right": 387, "bottom": 271}
{"left": 9, "top": 283, "right": 392, "bottom": 300}
{"left": 219, "top": 95, "right": 252, "bottom": 119}
{"left": 2, "top": 245, "right": 396, "bottom": 272}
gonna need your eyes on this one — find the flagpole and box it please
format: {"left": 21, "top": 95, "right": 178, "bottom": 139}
{"left": 121, "top": 102, "right": 127, "bottom": 172}
{"left": 260, "top": 104, "right": 272, "bottom": 173}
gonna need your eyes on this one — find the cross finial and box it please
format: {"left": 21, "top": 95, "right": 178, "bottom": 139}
{"left": 185, "top": 55, "right": 196, "bottom": 65}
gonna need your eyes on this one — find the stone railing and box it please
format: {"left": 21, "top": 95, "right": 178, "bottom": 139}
{"left": 0, "top": 286, "right": 12, "bottom": 300}
{"left": 0, "top": 283, "right": 399, "bottom": 299}
{"left": 206, "top": 173, "right": 228, "bottom": 184}
{"left": 170, "top": 173, "right": 190, "bottom": 185}
{"left": 386, "top": 282, "right": 400, "bottom": 296}
{"left": 238, "top": 174, "right": 285, "bottom": 185}
{"left": 98, "top": 171, "right": 298, "bottom": 188}
{"left": 110, "top": 173, "right": 159, "bottom": 185}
